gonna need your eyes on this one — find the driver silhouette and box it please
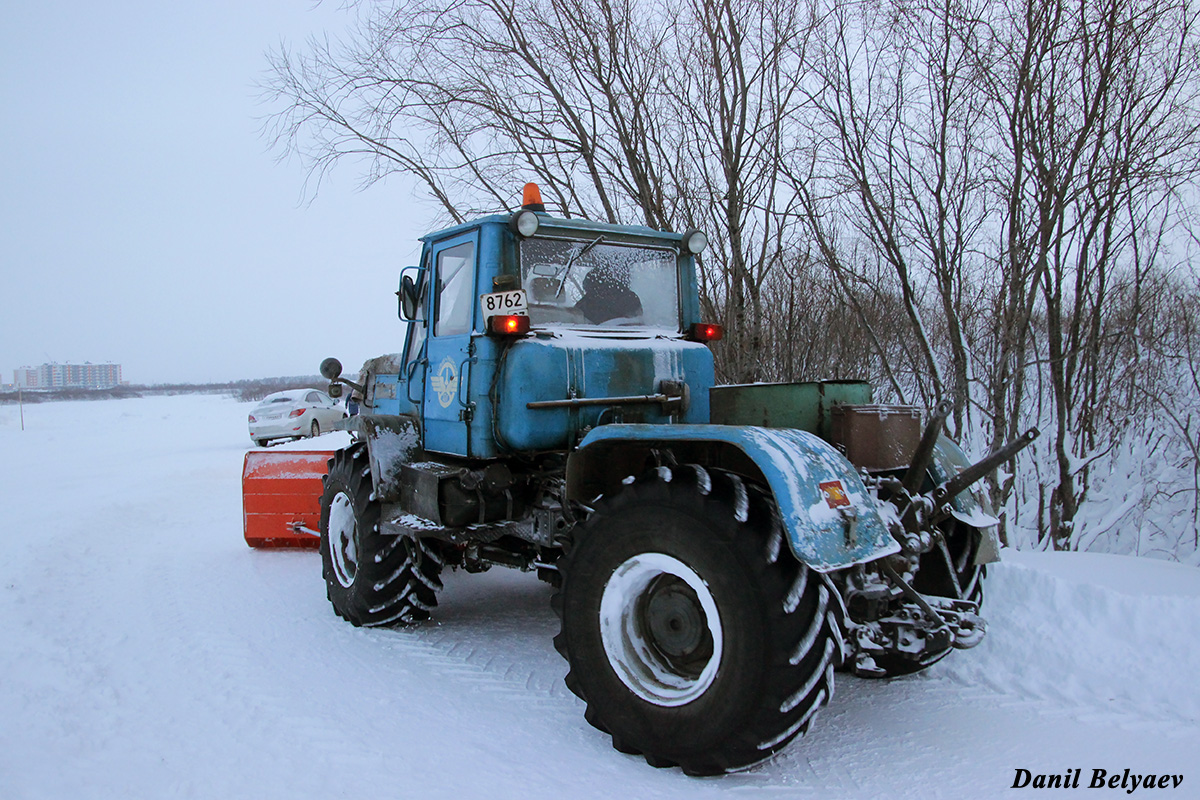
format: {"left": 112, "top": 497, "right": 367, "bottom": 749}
{"left": 575, "top": 265, "right": 643, "bottom": 323}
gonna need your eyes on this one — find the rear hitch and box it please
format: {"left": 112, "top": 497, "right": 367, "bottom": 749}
{"left": 882, "top": 561, "right": 985, "bottom": 649}
{"left": 900, "top": 397, "right": 954, "bottom": 496}
{"left": 843, "top": 560, "right": 987, "bottom": 676}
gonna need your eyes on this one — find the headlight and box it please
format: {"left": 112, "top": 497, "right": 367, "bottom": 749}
{"left": 681, "top": 229, "right": 707, "bottom": 255}
{"left": 510, "top": 209, "right": 540, "bottom": 238}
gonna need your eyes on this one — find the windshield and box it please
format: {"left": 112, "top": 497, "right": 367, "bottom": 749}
{"left": 520, "top": 237, "right": 679, "bottom": 330}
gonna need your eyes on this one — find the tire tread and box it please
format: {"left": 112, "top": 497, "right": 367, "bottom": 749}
{"left": 552, "top": 465, "right": 841, "bottom": 775}
{"left": 319, "top": 443, "right": 441, "bottom": 627}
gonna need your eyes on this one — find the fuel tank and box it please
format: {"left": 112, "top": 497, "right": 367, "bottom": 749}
{"left": 493, "top": 330, "right": 714, "bottom": 453}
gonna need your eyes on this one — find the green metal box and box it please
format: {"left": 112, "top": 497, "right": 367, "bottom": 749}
{"left": 709, "top": 380, "right": 873, "bottom": 440}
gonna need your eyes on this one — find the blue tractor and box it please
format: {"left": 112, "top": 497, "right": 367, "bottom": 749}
{"left": 310, "top": 184, "right": 1035, "bottom": 775}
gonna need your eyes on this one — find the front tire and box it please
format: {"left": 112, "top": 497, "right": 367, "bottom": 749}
{"left": 319, "top": 444, "right": 442, "bottom": 626}
{"left": 554, "top": 466, "right": 842, "bottom": 775}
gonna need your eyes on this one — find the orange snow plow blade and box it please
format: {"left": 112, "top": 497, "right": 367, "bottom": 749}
{"left": 242, "top": 450, "right": 332, "bottom": 548}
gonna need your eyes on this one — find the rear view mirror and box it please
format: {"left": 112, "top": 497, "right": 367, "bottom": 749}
{"left": 399, "top": 266, "right": 424, "bottom": 320}
{"left": 319, "top": 357, "right": 343, "bottom": 380}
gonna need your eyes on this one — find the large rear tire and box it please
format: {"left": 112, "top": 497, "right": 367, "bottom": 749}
{"left": 319, "top": 443, "right": 442, "bottom": 626}
{"left": 553, "top": 466, "right": 842, "bottom": 775}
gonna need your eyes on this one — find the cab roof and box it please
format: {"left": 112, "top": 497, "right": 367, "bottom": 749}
{"left": 419, "top": 212, "right": 686, "bottom": 248}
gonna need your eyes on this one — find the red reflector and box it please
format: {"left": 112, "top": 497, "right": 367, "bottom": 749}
{"left": 488, "top": 314, "right": 531, "bottom": 336}
{"left": 289, "top": 408, "right": 305, "bottom": 418}
{"left": 690, "top": 322, "right": 724, "bottom": 342}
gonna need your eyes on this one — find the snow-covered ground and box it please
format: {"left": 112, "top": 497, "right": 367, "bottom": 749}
{"left": 1, "top": 394, "right": 1197, "bottom": 799}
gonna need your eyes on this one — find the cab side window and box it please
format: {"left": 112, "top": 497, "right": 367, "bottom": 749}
{"left": 435, "top": 242, "right": 475, "bottom": 337}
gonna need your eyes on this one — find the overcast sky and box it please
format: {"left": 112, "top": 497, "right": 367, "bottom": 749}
{"left": 1, "top": 1, "right": 438, "bottom": 384}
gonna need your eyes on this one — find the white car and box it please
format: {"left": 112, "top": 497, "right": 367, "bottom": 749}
{"left": 248, "top": 389, "right": 347, "bottom": 447}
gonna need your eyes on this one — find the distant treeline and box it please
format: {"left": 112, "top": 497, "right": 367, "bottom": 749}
{"left": 0, "top": 376, "right": 335, "bottom": 405}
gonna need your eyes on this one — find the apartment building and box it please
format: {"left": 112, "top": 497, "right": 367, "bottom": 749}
{"left": 13, "top": 362, "right": 123, "bottom": 389}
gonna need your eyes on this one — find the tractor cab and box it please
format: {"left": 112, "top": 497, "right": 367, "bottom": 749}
{"left": 367, "top": 184, "right": 720, "bottom": 459}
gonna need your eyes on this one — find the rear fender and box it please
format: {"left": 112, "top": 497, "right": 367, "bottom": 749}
{"left": 931, "top": 436, "right": 1003, "bottom": 565}
{"left": 568, "top": 424, "right": 900, "bottom": 572}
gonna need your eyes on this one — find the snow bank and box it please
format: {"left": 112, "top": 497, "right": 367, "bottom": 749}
{"left": 934, "top": 550, "right": 1200, "bottom": 733}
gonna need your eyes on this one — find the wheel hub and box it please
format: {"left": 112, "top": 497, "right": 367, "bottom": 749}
{"left": 599, "top": 553, "right": 722, "bottom": 707}
{"left": 643, "top": 576, "right": 708, "bottom": 664}
{"left": 327, "top": 491, "right": 358, "bottom": 588}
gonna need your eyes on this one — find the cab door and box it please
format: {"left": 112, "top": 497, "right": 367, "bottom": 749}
{"left": 422, "top": 232, "right": 478, "bottom": 456}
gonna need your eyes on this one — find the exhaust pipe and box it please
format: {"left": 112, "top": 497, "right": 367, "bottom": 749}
{"left": 933, "top": 427, "right": 1040, "bottom": 503}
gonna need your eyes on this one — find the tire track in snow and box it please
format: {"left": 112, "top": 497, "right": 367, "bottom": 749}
{"left": 148, "top": 548, "right": 590, "bottom": 797}
{"left": 149, "top": 548, "right": 393, "bottom": 782}
{"left": 934, "top": 671, "right": 1199, "bottom": 735}
{"left": 380, "top": 569, "right": 578, "bottom": 709}
{"left": 204, "top": 558, "right": 578, "bottom": 732}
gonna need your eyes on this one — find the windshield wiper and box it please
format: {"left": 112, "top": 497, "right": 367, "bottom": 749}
{"left": 554, "top": 235, "right": 605, "bottom": 299}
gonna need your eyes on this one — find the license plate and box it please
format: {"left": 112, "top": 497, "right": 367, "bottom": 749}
{"left": 480, "top": 289, "right": 528, "bottom": 318}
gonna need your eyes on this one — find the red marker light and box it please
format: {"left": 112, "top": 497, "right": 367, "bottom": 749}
{"left": 289, "top": 408, "right": 305, "bottom": 418}
{"left": 689, "top": 322, "right": 724, "bottom": 342}
{"left": 488, "top": 314, "right": 531, "bottom": 336}
{"left": 248, "top": 414, "right": 256, "bottom": 423}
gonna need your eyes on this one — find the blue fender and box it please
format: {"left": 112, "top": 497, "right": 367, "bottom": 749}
{"left": 573, "top": 424, "right": 900, "bottom": 572}
{"left": 931, "top": 436, "right": 1003, "bottom": 564}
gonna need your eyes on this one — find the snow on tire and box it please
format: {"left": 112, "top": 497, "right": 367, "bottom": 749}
{"left": 319, "top": 443, "right": 442, "bottom": 627}
{"left": 552, "top": 465, "right": 842, "bottom": 775}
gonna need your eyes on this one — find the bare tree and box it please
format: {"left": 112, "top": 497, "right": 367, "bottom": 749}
{"left": 990, "top": 0, "right": 1200, "bottom": 547}
{"left": 787, "top": 0, "right": 1200, "bottom": 547}
{"left": 791, "top": 0, "right": 995, "bottom": 434}
{"left": 263, "top": 0, "right": 823, "bottom": 382}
